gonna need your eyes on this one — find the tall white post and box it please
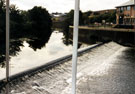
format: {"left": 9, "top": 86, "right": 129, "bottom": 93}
{"left": 72, "top": 0, "right": 80, "bottom": 94}
{"left": 6, "top": 0, "right": 10, "bottom": 93}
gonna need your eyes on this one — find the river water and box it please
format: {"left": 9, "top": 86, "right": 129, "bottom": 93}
{"left": 1, "top": 29, "right": 135, "bottom": 93}
{"left": 0, "top": 30, "right": 89, "bottom": 80}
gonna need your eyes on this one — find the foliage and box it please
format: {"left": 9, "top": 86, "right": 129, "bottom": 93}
{"left": 89, "top": 11, "right": 116, "bottom": 24}
{"left": 63, "top": 9, "right": 116, "bottom": 27}
{"left": 63, "top": 10, "right": 84, "bottom": 30}
{"left": 82, "top": 11, "right": 92, "bottom": 25}
{"left": 0, "top": 2, "right": 52, "bottom": 65}
{"left": 0, "top": 0, "right": 5, "bottom": 33}
{"left": 10, "top": 5, "right": 24, "bottom": 38}
{"left": 27, "top": 6, "right": 52, "bottom": 37}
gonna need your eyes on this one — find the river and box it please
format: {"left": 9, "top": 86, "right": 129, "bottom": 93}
{"left": 0, "top": 29, "right": 89, "bottom": 80}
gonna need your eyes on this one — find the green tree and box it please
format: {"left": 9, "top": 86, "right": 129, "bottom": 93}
{"left": 0, "top": 4, "right": 53, "bottom": 65}
{"left": 26, "top": 6, "right": 52, "bottom": 37}
{"left": 83, "top": 11, "right": 92, "bottom": 25}
{"left": 26, "top": 6, "right": 52, "bottom": 50}
{"left": 63, "top": 10, "right": 84, "bottom": 30}
{"left": 10, "top": 5, "right": 24, "bottom": 38}
{"left": 89, "top": 11, "right": 116, "bottom": 24}
{"left": 0, "top": 0, "right": 5, "bottom": 33}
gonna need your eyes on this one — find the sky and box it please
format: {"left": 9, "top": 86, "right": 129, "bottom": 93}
{"left": 10, "top": 0, "right": 128, "bottom": 13}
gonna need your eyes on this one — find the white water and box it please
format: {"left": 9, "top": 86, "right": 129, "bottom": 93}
{"left": 5, "top": 42, "right": 131, "bottom": 94}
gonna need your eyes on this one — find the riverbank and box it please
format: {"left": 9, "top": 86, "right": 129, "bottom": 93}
{"left": 70, "top": 26, "right": 135, "bottom": 32}
{"left": 69, "top": 26, "right": 135, "bottom": 47}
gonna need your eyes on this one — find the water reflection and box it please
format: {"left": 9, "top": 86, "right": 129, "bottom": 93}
{"left": 119, "top": 48, "right": 135, "bottom": 62}
{"left": 2, "top": 31, "right": 75, "bottom": 78}
{"left": 26, "top": 32, "right": 51, "bottom": 51}
{"left": 0, "top": 28, "right": 52, "bottom": 67}
{"left": 0, "top": 26, "right": 102, "bottom": 80}
{"left": 0, "top": 26, "right": 102, "bottom": 68}
{"left": 62, "top": 29, "right": 101, "bottom": 48}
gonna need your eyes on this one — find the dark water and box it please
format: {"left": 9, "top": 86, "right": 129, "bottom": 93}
{"left": 0, "top": 30, "right": 87, "bottom": 65}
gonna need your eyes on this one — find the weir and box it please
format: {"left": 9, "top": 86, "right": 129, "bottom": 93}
{"left": 0, "top": 43, "right": 104, "bottom": 91}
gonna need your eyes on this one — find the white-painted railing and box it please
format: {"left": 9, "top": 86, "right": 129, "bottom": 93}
{"left": 5, "top": 0, "right": 80, "bottom": 94}
{"left": 72, "top": 0, "right": 80, "bottom": 94}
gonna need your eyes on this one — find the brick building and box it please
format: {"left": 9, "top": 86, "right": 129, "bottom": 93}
{"left": 116, "top": 0, "right": 135, "bottom": 25}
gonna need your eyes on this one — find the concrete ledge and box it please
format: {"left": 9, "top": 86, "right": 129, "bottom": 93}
{"left": 69, "top": 26, "right": 135, "bottom": 32}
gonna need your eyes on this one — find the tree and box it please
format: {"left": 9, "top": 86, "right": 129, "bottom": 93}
{"left": 26, "top": 6, "right": 52, "bottom": 51}
{"left": 83, "top": 11, "right": 92, "bottom": 25}
{"left": 0, "top": 0, "right": 5, "bottom": 9}
{"left": 10, "top": 5, "right": 24, "bottom": 38}
{"left": 63, "top": 10, "right": 84, "bottom": 31}
{"left": 0, "top": 5, "right": 53, "bottom": 65}
{"left": 27, "top": 6, "right": 52, "bottom": 32}
{"left": 89, "top": 11, "right": 116, "bottom": 24}
{"left": 0, "top": 0, "right": 5, "bottom": 33}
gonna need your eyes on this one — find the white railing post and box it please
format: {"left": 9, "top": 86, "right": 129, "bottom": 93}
{"left": 6, "top": 0, "right": 10, "bottom": 93}
{"left": 72, "top": 0, "right": 80, "bottom": 94}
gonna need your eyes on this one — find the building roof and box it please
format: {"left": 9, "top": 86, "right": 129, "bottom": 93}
{"left": 116, "top": 0, "right": 135, "bottom": 7}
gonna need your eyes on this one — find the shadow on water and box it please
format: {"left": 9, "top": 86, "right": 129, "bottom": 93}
{"left": 0, "top": 26, "right": 93, "bottom": 67}
{"left": 118, "top": 48, "right": 135, "bottom": 63}
{"left": 62, "top": 28, "right": 104, "bottom": 48}
{"left": 0, "top": 4, "right": 53, "bottom": 67}
{"left": 62, "top": 29, "right": 83, "bottom": 48}
{"left": 113, "top": 47, "right": 135, "bottom": 69}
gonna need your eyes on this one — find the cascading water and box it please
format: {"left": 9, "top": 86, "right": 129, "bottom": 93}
{"left": 2, "top": 42, "right": 134, "bottom": 94}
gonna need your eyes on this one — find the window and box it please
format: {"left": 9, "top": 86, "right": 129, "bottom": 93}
{"left": 120, "top": 7, "right": 124, "bottom": 13}
{"left": 127, "top": 6, "right": 130, "bottom": 10}
{"left": 121, "top": 7, "right": 124, "bottom": 11}
{"left": 134, "top": 6, "right": 135, "bottom": 10}
{"left": 124, "top": 7, "right": 127, "bottom": 10}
